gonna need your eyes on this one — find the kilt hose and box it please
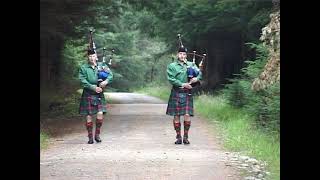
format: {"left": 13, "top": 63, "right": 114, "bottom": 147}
{"left": 79, "top": 89, "right": 107, "bottom": 115}
{"left": 166, "top": 87, "right": 194, "bottom": 116}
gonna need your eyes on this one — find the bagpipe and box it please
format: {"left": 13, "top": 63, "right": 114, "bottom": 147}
{"left": 87, "top": 29, "right": 114, "bottom": 86}
{"left": 177, "top": 34, "right": 206, "bottom": 87}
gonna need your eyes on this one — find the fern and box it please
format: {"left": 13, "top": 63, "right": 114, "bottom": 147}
{"left": 222, "top": 43, "right": 279, "bottom": 132}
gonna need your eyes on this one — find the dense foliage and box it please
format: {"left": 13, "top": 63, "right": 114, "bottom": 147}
{"left": 222, "top": 43, "right": 279, "bottom": 132}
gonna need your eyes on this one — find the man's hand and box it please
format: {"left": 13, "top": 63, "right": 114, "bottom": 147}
{"left": 99, "top": 80, "right": 109, "bottom": 88}
{"left": 189, "top": 77, "right": 198, "bottom": 84}
{"left": 95, "top": 87, "right": 103, "bottom": 93}
{"left": 182, "top": 83, "right": 192, "bottom": 89}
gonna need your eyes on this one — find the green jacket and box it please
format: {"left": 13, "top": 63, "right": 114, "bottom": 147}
{"left": 167, "top": 59, "right": 202, "bottom": 87}
{"left": 79, "top": 62, "right": 113, "bottom": 92}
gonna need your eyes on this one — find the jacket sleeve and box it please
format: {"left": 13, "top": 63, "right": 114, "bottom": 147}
{"left": 79, "top": 66, "right": 97, "bottom": 91}
{"left": 167, "top": 64, "right": 183, "bottom": 87}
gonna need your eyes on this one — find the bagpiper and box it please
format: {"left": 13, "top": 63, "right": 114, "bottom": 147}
{"left": 78, "top": 30, "right": 113, "bottom": 144}
{"left": 166, "top": 34, "right": 203, "bottom": 144}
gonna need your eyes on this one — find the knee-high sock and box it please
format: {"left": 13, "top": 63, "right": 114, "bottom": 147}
{"left": 173, "top": 121, "right": 181, "bottom": 139}
{"left": 95, "top": 118, "right": 103, "bottom": 136}
{"left": 86, "top": 121, "right": 93, "bottom": 138}
{"left": 183, "top": 121, "right": 191, "bottom": 138}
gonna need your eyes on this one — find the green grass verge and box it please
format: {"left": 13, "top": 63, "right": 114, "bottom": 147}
{"left": 40, "top": 131, "right": 49, "bottom": 150}
{"left": 133, "top": 85, "right": 170, "bottom": 101}
{"left": 194, "top": 94, "right": 279, "bottom": 180}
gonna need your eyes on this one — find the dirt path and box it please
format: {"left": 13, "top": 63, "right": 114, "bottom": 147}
{"left": 40, "top": 93, "right": 241, "bottom": 180}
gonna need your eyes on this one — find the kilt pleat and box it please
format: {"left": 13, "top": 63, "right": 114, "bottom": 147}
{"left": 166, "top": 88, "right": 194, "bottom": 116}
{"left": 79, "top": 90, "right": 107, "bottom": 115}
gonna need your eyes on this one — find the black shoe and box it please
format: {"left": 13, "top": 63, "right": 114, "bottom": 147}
{"left": 88, "top": 137, "right": 94, "bottom": 144}
{"left": 183, "top": 138, "right": 190, "bottom": 144}
{"left": 95, "top": 135, "right": 102, "bottom": 143}
{"left": 175, "top": 138, "right": 182, "bottom": 144}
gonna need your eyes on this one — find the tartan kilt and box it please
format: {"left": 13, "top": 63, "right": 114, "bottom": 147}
{"left": 166, "top": 88, "right": 194, "bottom": 116}
{"left": 79, "top": 90, "right": 107, "bottom": 115}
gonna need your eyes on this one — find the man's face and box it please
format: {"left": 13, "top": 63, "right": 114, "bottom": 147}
{"left": 177, "top": 52, "right": 187, "bottom": 61}
{"left": 88, "top": 54, "right": 97, "bottom": 64}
